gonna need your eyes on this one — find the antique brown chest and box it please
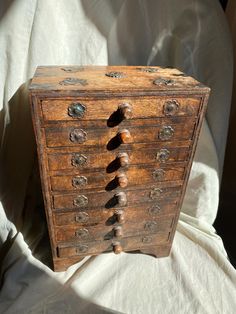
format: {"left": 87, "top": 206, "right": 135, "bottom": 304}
{"left": 29, "top": 66, "right": 210, "bottom": 271}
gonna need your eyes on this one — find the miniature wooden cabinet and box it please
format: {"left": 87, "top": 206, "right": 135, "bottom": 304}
{"left": 29, "top": 66, "right": 210, "bottom": 271}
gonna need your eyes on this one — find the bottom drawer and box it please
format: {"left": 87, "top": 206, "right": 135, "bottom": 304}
{"left": 57, "top": 231, "right": 171, "bottom": 258}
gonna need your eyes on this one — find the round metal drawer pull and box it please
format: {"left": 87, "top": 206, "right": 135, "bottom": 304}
{"left": 113, "top": 242, "right": 123, "bottom": 254}
{"left": 142, "top": 236, "right": 153, "bottom": 243}
{"left": 152, "top": 169, "right": 165, "bottom": 181}
{"left": 69, "top": 129, "right": 87, "bottom": 143}
{"left": 144, "top": 221, "right": 158, "bottom": 232}
{"left": 150, "top": 188, "right": 163, "bottom": 200}
{"left": 163, "top": 100, "right": 179, "bottom": 116}
{"left": 73, "top": 195, "right": 88, "bottom": 207}
{"left": 156, "top": 149, "right": 170, "bottom": 162}
{"left": 76, "top": 244, "right": 89, "bottom": 254}
{"left": 72, "top": 176, "right": 88, "bottom": 188}
{"left": 75, "top": 212, "right": 89, "bottom": 223}
{"left": 158, "top": 126, "right": 174, "bottom": 141}
{"left": 149, "top": 204, "right": 161, "bottom": 215}
{"left": 71, "top": 153, "right": 87, "bottom": 167}
{"left": 68, "top": 103, "right": 86, "bottom": 118}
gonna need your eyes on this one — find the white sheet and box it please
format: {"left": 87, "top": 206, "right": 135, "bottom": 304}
{"left": 0, "top": 1, "right": 235, "bottom": 313}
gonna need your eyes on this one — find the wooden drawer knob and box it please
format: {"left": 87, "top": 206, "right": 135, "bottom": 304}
{"left": 118, "top": 103, "right": 133, "bottom": 120}
{"left": 117, "top": 152, "right": 129, "bottom": 167}
{"left": 116, "top": 173, "right": 128, "bottom": 188}
{"left": 113, "top": 226, "right": 123, "bottom": 237}
{"left": 118, "top": 129, "right": 132, "bottom": 144}
{"left": 115, "top": 210, "right": 125, "bottom": 223}
{"left": 115, "top": 192, "right": 127, "bottom": 206}
{"left": 113, "top": 242, "right": 123, "bottom": 254}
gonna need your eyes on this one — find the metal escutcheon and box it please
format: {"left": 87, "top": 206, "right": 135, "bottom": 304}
{"left": 72, "top": 176, "right": 88, "bottom": 188}
{"left": 68, "top": 103, "right": 86, "bottom": 118}
{"left": 148, "top": 204, "right": 161, "bottom": 215}
{"left": 152, "top": 169, "right": 165, "bottom": 181}
{"left": 105, "top": 71, "right": 125, "bottom": 78}
{"left": 150, "top": 188, "right": 163, "bottom": 200}
{"left": 75, "top": 228, "right": 89, "bottom": 239}
{"left": 158, "top": 126, "right": 174, "bottom": 141}
{"left": 69, "top": 129, "right": 87, "bottom": 143}
{"left": 73, "top": 195, "right": 88, "bottom": 207}
{"left": 144, "top": 221, "right": 158, "bottom": 232}
{"left": 75, "top": 212, "right": 89, "bottom": 223}
{"left": 156, "top": 149, "right": 170, "bottom": 162}
{"left": 142, "top": 236, "right": 153, "bottom": 243}
{"left": 76, "top": 244, "right": 89, "bottom": 254}
{"left": 153, "top": 78, "right": 175, "bottom": 86}
{"left": 59, "top": 77, "right": 88, "bottom": 86}
{"left": 163, "top": 100, "right": 179, "bottom": 116}
{"left": 71, "top": 153, "right": 87, "bottom": 167}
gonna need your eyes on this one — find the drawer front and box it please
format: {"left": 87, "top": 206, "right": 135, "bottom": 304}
{"left": 41, "top": 97, "right": 201, "bottom": 122}
{"left": 45, "top": 122, "right": 195, "bottom": 148}
{"left": 52, "top": 184, "right": 182, "bottom": 210}
{"left": 48, "top": 143, "right": 190, "bottom": 173}
{"left": 50, "top": 165, "right": 185, "bottom": 192}
{"left": 53, "top": 200, "right": 178, "bottom": 226}
{"left": 55, "top": 215, "right": 174, "bottom": 242}
{"left": 57, "top": 232, "right": 171, "bottom": 258}
{"left": 47, "top": 144, "right": 190, "bottom": 171}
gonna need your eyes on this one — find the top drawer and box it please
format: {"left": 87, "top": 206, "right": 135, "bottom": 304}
{"left": 41, "top": 97, "right": 201, "bottom": 122}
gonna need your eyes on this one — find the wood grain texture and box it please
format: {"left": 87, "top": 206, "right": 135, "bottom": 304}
{"left": 47, "top": 143, "right": 191, "bottom": 172}
{"left": 53, "top": 200, "right": 179, "bottom": 226}
{"left": 50, "top": 164, "right": 186, "bottom": 192}
{"left": 41, "top": 97, "right": 200, "bottom": 121}
{"left": 29, "top": 65, "right": 210, "bottom": 271}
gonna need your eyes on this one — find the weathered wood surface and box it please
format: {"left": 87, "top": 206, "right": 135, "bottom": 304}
{"left": 29, "top": 65, "right": 210, "bottom": 271}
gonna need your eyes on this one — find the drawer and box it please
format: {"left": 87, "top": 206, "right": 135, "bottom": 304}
{"left": 55, "top": 215, "right": 174, "bottom": 243}
{"left": 45, "top": 121, "right": 195, "bottom": 148}
{"left": 52, "top": 183, "right": 182, "bottom": 210}
{"left": 57, "top": 231, "right": 171, "bottom": 258}
{"left": 41, "top": 97, "right": 201, "bottom": 122}
{"left": 47, "top": 143, "right": 191, "bottom": 171}
{"left": 50, "top": 164, "right": 186, "bottom": 192}
{"left": 53, "top": 199, "right": 179, "bottom": 226}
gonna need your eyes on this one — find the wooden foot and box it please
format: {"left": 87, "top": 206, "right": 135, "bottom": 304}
{"left": 139, "top": 245, "right": 171, "bottom": 258}
{"left": 53, "top": 256, "right": 85, "bottom": 272}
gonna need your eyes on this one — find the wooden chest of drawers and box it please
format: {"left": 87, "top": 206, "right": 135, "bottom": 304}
{"left": 29, "top": 66, "right": 210, "bottom": 271}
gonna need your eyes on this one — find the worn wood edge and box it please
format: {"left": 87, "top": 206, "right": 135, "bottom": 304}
{"left": 167, "top": 90, "right": 211, "bottom": 244}
{"left": 29, "top": 92, "right": 58, "bottom": 259}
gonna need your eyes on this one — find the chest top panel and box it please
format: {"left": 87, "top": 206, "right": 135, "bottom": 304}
{"left": 29, "top": 66, "right": 209, "bottom": 95}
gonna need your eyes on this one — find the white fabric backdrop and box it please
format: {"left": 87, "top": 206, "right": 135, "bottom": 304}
{"left": 0, "top": 0, "right": 235, "bottom": 313}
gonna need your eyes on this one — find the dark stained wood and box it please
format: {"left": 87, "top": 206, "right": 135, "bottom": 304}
{"left": 44, "top": 120, "right": 195, "bottom": 148}
{"left": 29, "top": 65, "right": 210, "bottom": 271}
{"left": 47, "top": 144, "right": 191, "bottom": 172}
{"left": 53, "top": 200, "right": 179, "bottom": 226}
{"left": 55, "top": 215, "right": 174, "bottom": 243}
{"left": 41, "top": 96, "right": 201, "bottom": 122}
{"left": 50, "top": 164, "right": 186, "bottom": 192}
{"left": 57, "top": 232, "right": 171, "bottom": 258}
{"left": 52, "top": 184, "right": 182, "bottom": 210}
